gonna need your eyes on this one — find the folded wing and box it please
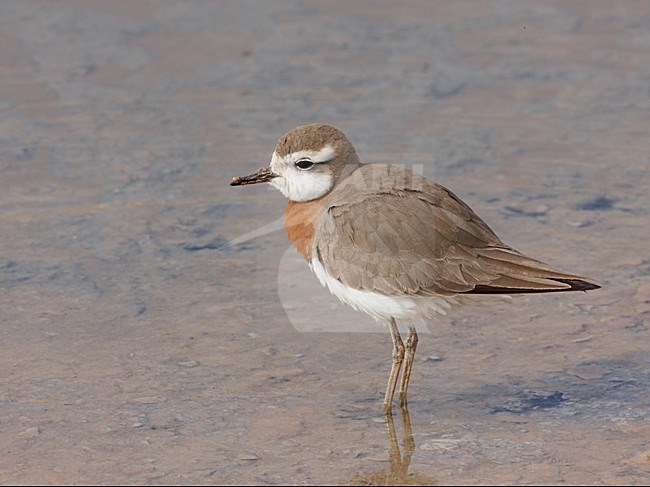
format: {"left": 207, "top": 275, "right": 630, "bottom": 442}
{"left": 314, "top": 165, "right": 599, "bottom": 296}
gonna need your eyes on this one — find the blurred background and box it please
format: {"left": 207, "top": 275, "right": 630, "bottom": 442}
{"left": 1, "top": 1, "right": 648, "bottom": 484}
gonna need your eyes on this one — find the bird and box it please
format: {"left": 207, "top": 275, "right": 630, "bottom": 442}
{"left": 230, "top": 123, "right": 600, "bottom": 412}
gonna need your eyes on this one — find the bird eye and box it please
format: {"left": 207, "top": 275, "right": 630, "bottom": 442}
{"left": 295, "top": 159, "right": 315, "bottom": 170}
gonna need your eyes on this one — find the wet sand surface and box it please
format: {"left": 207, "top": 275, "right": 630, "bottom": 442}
{"left": 1, "top": 1, "right": 649, "bottom": 485}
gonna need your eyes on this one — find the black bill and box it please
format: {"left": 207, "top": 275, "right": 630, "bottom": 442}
{"left": 230, "top": 167, "right": 278, "bottom": 186}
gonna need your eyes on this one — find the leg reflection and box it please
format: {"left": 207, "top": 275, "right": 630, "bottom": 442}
{"left": 384, "top": 405, "right": 415, "bottom": 484}
{"left": 344, "top": 405, "right": 437, "bottom": 485}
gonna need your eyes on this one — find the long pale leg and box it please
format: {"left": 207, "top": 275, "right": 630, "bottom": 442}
{"left": 383, "top": 318, "right": 405, "bottom": 412}
{"left": 398, "top": 325, "right": 418, "bottom": 408}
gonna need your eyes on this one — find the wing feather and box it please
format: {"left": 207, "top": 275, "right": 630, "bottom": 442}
{"left": 314, "top": 165, "right": 599, "bottom": 296}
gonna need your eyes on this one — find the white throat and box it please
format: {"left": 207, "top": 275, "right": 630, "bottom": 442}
{"left": 269, "top": 146, "right": 335, "bottom": 202}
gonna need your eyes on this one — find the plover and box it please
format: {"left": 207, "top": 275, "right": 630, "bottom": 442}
{"left": 231, "top": 123, "right": 600, "bottom": 412}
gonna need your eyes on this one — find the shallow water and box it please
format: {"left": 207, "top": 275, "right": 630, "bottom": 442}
{"left": 1, "top": 1, "right": 649, "bottom": 485}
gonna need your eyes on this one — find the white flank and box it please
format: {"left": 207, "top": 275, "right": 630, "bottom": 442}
{"left": 310, "top": 257, "right": 459, "bottom": 325}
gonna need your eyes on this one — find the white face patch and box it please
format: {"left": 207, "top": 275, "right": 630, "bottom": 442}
{"left": 269, "top": 146, "right": 335, "bottom": 202}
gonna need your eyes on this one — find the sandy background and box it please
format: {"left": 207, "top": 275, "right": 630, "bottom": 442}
{"left": 1, "top": 1, "right": 648, "bottom": 485}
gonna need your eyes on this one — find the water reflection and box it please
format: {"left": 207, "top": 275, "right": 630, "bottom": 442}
{"left": 342, "top": 407, "right": 437, "bottom": 486}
